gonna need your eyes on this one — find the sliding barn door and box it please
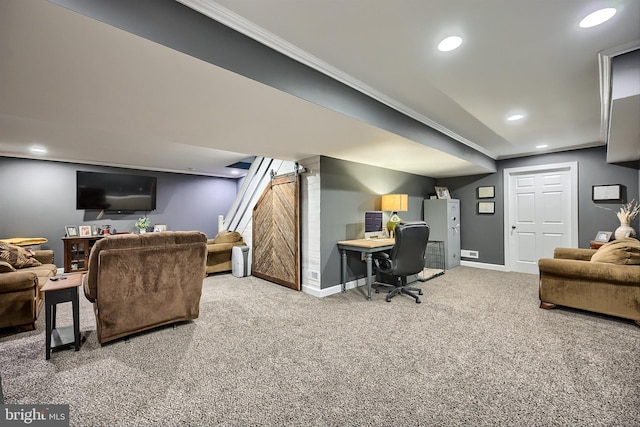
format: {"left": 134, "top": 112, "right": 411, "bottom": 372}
{"left": 252, "top": 174, "right": 300, "bottom": 290}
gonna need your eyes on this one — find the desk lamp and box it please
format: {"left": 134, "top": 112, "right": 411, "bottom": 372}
{"left": 381, "top": 194, "right": 408, "bottom": 237}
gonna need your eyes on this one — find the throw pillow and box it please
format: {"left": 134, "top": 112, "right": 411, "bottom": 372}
{"left": 0, "top": 261, "right": 16, "bottom": 273}
{"left": 0, "top": 242, "right": 43, "bottom": 268}
{"left": 590, "top": 237, "right": 640, "bottom": 265}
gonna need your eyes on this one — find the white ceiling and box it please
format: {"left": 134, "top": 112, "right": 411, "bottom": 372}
{"left": 1, "top": 0, "right": 639, "bottom": 178}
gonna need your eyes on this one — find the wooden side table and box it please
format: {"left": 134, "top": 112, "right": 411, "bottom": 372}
{"left": 589, "top": 240, "right": 606, "bottom": 249}
{"left": 41, "top": 274, "right": 84, "bottom": 360}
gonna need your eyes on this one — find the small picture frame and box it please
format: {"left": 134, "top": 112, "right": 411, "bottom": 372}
{"left": 65, "top": 226, "right": 78, "bottom": 237}
{"left": 434, "top": 186, "right": 451, "bottom": 199}
{"left": 477, "top": 201, "right": 495, "bottom": 214}
{"left": 153, "top": 224, "right": 168, "bottom": 232}
{"left": 477, "top": 186, "right": 495, "bottom": 199}
{"left": 79, "top": 225, "right": 92, "bottom": 237}
{"left": 594, "top": 231, "right": 612, "bottom": 243}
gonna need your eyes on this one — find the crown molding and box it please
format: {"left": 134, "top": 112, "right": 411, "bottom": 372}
{"left": 176, "top": 0, "right": 495, "bottom": 159}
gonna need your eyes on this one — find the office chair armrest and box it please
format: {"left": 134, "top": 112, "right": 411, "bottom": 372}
{"left": 373, "top": 252, "right": 392, "bottom": 272}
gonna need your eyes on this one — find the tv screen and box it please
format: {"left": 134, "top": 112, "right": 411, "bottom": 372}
{"left": 76, "top": 171, "right": 157, "bottom": 212}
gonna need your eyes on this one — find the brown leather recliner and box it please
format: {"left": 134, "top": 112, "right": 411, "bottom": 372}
{"left": 83, "top": 231, "right": 207, "bottom": 344}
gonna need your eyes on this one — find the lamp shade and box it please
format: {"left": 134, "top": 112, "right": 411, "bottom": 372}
{"left": 381, "top": 194, "right": 408, "bottom": 212}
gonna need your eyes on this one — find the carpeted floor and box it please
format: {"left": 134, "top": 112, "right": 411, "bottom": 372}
{"left": 1, "top": 267, "right": 638, "bottom": 426}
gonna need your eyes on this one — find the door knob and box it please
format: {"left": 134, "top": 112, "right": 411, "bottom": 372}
{"left": 511, "top": 225, "right": 516, "bottom": 229}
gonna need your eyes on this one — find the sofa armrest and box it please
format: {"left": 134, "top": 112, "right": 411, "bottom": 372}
{"left": 553, "top": 247, "right": 596, "bottom": 261}
{"left": 33, "top": 250, "right": 54, "bottom": 265}
{"left": 0, "top": 271, "right": 38, "bottom": 293}
{"left": 539, "top": 258, "right": 640, "bottom": 284}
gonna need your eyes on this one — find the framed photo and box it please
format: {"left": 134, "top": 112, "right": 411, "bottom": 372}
{"left": 65, "top": 226, "right": 78, "bottom": 237}
{"left": 153, "top": 224, "right": 168, "bottom": 232}
{"left": 477, "top": 201, "right": 495, "bottom": 214}
{"left": 477, "top": 186, "right": 495, "bottom": 199}
{"left": 592, "top": 184, "right": 621, "bottom": 201}
{"left": 434, "top": 186, "right": 451, "bottom": 199}
{"left": 78, "top": 225, "right": 92, "bottom": 237}
{"left": 594, "top": 231, "right": 612, "bottom": 243}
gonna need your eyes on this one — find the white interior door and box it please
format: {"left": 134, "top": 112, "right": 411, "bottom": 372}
{"left": 504, "top": 162, "right": 578, "bottom": 274}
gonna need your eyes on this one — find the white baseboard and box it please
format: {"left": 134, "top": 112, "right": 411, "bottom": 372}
{"left": 460, "top": 260, "right": 508, "bottom": 271}
{"left": 302, "top": 277, "right": 367, "bottom": 298}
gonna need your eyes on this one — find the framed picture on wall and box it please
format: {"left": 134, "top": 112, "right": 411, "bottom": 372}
{"left": 477, "top": 202, "right": 495, "bottom": 214}
{"left": 477, "top": 186, "right": 495, "bottom": 199}
{"left": 434, "top": 186, "right": 451, "bottom": 199}
{"left": 153, "top": 224, "right": 168, "bottom": 232}
{"left": 592, "top": 184, "right": 621, "bottom": 201}
{"left": 65, "top": 226, "right": 78, "bottom": 237}
{"left": 78, "top": 225, "right": 91, "bottom": 237}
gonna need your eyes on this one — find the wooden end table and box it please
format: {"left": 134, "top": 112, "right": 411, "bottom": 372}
{"left": 41, "top": 273, "right": 84, "bottom": 360}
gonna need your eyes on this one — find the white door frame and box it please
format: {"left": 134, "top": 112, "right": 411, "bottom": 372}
{"left": 503, "top": 161, "right": 579, "bottom": 271}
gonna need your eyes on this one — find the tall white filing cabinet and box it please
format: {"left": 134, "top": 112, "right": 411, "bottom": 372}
{"left": 423, "top": 199, "right": 460, "bottom": 269}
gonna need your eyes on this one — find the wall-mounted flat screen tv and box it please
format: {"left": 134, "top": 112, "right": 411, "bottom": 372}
{"left": 76, "top": 171, "right": 157, "bottom": 212}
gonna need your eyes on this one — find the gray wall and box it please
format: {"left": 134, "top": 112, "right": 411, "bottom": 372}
{"left": 0, "top": 157, "right": 238, "bottom": 264}
{"left": 319, "top": 156, "right": 435, "bottom": 288}
{"left": 439, "top": 146, "right": 640, "bottom": 265}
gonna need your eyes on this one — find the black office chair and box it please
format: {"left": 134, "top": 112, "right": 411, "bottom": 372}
{"left": 373, "top": 221, "right": 430, "bottom": 303}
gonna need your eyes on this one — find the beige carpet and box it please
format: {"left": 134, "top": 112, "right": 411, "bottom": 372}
{"left": 1, "top": 267, "right": 639, "bottom": 426}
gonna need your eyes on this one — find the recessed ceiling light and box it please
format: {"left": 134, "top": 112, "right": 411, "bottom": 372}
{"left": 536, "top": 144, "right": 548, "bottom": 149}
{"left": 579, "top": 8, "right": 616, "bottom": 28}
{"left": 30, "top": 146, "right": 47, "bottom": 154}
{"left": 231, "top": 170, "right": 239, "bottom": 175}
{"left": 438, "top": 36, "right": 463, "bottom": 52}
{"left": 507, "top": 114, "right": 524, "bottom": 121}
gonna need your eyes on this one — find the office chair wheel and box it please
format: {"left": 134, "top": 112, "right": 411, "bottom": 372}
{"left": 416, "top": 298, "right": 421, "bottom": 304}
{"left": 418, "top": 289, "right": 423, "bottom": 295}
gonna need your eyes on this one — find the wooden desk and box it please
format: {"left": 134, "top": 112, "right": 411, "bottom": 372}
{"left": 337, "top": 238, "right": 395, "bottom": 300}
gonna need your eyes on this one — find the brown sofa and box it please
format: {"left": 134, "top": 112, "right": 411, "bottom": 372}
{"left": 538, "top": 238, "right": 640, "bottom": 325}
{"left": 206, "top": 230, "right": 245, "bottom": 274}
{"left": 83, "top": 231, "right": 207, "bottom": 344}
{"left": 0, "top": 244, "right": 57, "bottom": 330}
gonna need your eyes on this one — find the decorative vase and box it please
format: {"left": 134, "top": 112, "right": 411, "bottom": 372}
{"left": 139, "top": 229, "right": 146, "bottom": 234}
{"left": 614, "top": 222, "right": 636, "bottom": 240}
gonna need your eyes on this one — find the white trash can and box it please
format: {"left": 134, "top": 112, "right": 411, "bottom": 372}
{"left": 232, "top": 246, "right": 251, "bottom": 277}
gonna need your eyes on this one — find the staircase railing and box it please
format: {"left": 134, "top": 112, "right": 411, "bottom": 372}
{"left": 222, "top": 157, "right": 286, "bottom": 234}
